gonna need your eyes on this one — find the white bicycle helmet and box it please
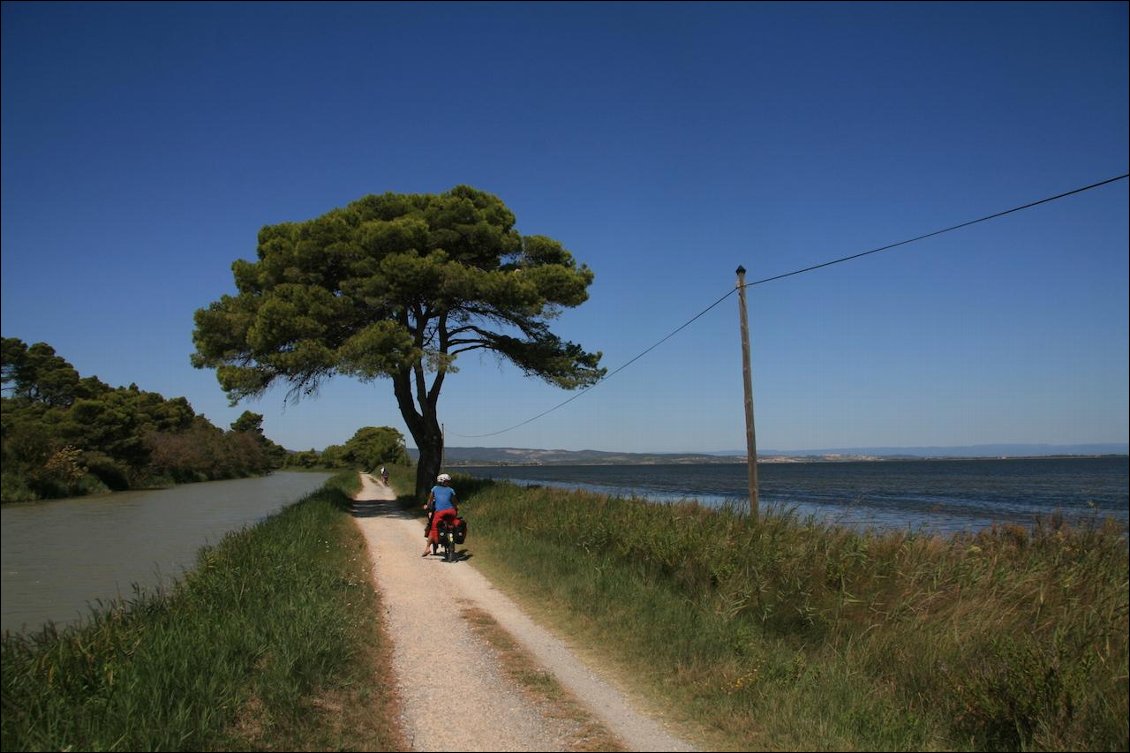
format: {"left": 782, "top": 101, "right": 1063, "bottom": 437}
{"left": 437, "top": 473, "right": 452, "bottom": 483}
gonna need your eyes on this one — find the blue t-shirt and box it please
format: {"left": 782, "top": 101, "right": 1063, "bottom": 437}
{"left": 431, "top": 485, "right": 457, "bottom": 512}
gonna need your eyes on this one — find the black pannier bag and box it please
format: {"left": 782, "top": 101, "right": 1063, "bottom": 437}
{"left": 453, "top": 517, "right": 467, "bottom": 544}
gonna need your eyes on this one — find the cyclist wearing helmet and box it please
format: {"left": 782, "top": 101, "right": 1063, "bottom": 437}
{"left": 422, "top": 473, "right": 459, "bottom": 557}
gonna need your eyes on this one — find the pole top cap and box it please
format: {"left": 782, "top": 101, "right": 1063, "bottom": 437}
{"left": 736, "top": 265, "right": 746, "bottom": 275}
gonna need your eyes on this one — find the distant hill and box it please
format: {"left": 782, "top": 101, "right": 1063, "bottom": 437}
{"left": 415, "top": 447, "right": 742, "bottom": 466}
{"left": 412, "top": 443, "right": 1128, "bottom": 466}
{"left": 753, "top": 443, "right": 1130, "bottom": 458}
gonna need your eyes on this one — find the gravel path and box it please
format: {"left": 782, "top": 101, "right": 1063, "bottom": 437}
{"left": 351, "top": 473, "right": 698, "bottom": 752}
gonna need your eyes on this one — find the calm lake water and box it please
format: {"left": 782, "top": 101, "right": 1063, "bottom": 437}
{"left": 460, "top": 457, "right": 1129, "bottom": 536}
{"left": 1, "top": 472, "right": 332, "bottom": 634}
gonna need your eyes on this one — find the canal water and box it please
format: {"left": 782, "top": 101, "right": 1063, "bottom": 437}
{"left": 1, "top": 472, "right": 332, "bottom": 634}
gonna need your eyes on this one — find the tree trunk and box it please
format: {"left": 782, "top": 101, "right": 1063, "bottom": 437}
{"left": 414, "top": 426, "right": 443, "bottom": 502}
{"left": 392, "top": 368, "right": 444, "bottom": 502}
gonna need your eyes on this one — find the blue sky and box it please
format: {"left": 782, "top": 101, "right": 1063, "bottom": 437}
{"left": 3, "top": 1, "right": 1127, "bottom": 454}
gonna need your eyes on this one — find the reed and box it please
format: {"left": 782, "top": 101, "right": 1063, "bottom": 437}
{"left": 4, "top": 468, "right": 1123, "bottom": 751}
{"left": 458, "top": 476, "right": 1128, "bottom": 751}
{"left": 0, "top": 472, "right": 406, "bottom": 752}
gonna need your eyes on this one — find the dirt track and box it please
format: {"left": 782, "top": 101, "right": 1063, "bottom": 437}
{"left": 351, "top": 473, "right": 698, "bottom": 752}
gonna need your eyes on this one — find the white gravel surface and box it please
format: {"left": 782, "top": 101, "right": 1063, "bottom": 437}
{"left": 351, "top": 473, "right": 699, "bottom": 752}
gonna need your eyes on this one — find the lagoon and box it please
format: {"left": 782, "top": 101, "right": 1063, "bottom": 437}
{"left": 461, "top": 456, "right": 1129, "bottom": 535}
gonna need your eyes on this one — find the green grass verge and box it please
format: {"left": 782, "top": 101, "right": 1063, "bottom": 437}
{"left": 4, "top": 466, "right": 1124, "bottom": 752}
{"left": 1, "top": 471, "right": 406, "bottom": 752}
{"left": 454, "top": 476, "right": 1129, "bottom": 752}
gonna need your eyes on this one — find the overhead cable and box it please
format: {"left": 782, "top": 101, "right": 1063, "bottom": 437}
{"left": 743, "top": 173, "right": 1128, "bottom": 288}
{"left": 453, "top": 172, "right": 1129, "bottom": 438}
{"left": 454, "top": 288, "right": 736, "bottom": 438}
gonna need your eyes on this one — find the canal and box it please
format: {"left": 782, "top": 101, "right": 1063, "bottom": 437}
{"left": 1, "top": 471, "right": 333, "bottom": 634}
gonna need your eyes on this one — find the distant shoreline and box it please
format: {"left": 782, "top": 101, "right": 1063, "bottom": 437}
{"left": 443, "top": 452, "right": 1129, "bottom": 468}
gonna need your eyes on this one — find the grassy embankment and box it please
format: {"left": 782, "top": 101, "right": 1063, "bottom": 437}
{"left": 455, "top": 474, "right": 1128, "bottom": 752}
{"left": 4, "top": 466, "right": 1126, "bottom": 751}
{"left": 1, "top": 471, "right": 407, "bottom": 752}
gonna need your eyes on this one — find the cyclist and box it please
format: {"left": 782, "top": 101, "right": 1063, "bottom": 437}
{"left": 422, "top": 473, "right": 459, "bottom": 557}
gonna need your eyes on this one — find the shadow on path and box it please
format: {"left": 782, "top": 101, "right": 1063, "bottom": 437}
{"left": 349, "top": 498, "right": 418, "bottom": 519}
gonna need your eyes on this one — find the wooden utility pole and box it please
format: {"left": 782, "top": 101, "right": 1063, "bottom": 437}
{"left": 736, "top": 266, "right": 759, "bottom": 520}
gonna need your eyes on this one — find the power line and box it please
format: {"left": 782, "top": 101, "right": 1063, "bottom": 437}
{"left": 454, "top": 288, "right": 737, "bottom": 438}
{"left": 744, "top": 173, "right": 1129, "bottom": 288}
{"left": 452, "top": 172, "right": 1129, "bottom": 439}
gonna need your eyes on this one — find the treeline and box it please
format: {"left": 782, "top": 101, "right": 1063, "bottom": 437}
{"left": 1, "top": 338, "right": 288, "bottom": 502}
{"left": 286, "top": 425, "right": 411, "bottom": 473}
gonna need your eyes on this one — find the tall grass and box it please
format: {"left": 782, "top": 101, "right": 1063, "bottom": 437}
{"left": 1, "top": 472, "right": 406, "bottom": 752}
{"left": 458, "top": 477, "right": 1129, "bottom": 751}
{"left": 5, "top": 467, "right": 1123, "bottom": 751}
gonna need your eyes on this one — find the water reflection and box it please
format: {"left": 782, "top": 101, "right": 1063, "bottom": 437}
{"left": 1, "top": 472, "right": 332, "bottom": 634}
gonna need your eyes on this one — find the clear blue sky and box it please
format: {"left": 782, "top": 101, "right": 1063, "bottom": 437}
{"left": 3, "top": 2, "right": 1127, "bottom": 454}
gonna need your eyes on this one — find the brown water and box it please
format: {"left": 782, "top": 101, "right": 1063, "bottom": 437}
{"left": 1, "top": 471, "right": 332, "bottom": 634}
